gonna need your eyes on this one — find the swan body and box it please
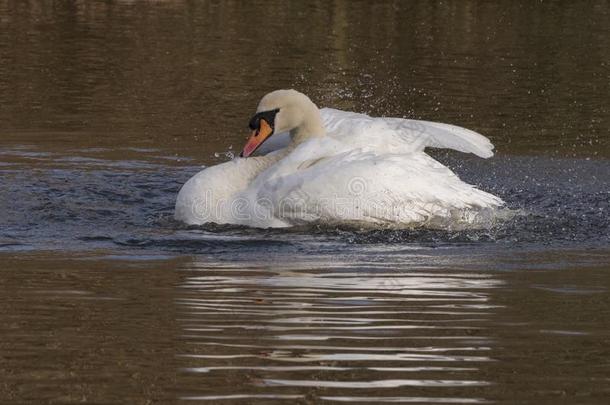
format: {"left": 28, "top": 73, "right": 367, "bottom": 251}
{"left": 175, "top": 90, "right": 503, "bottom": 228}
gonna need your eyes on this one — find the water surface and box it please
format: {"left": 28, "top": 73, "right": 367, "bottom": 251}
{"left": 1, "top": 1, "right": 609, "bottom": 404}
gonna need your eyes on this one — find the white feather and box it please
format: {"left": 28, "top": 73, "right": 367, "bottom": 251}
{"left": 320, "top": 108, "right": 494, "bottom": 158}
{"left": 175, "top": 91, "right": 503, "bottom": 228}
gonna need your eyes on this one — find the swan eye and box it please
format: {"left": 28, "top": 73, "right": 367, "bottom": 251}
{"left": 248, "top": 108, "right": 280, "bottom": 132}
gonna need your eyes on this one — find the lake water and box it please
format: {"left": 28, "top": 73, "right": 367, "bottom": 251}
{"left": 1, "top": 1, "right": 609, "bottom": 403}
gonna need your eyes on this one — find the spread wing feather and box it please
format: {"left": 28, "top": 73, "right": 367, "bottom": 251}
{"left": 320, "top": 108, "right": 494, "bottom": 158}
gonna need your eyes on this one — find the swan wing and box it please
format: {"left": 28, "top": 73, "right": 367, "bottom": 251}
{"left": 245, "top": 138, "right": 503, "bottom": 227}
{"left": 320, "top": 108, "right": 495, "bottom": 158}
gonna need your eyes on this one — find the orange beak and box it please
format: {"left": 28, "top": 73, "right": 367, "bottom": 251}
{"left": 240, "top": 118, "right": 273, "bottom": 158}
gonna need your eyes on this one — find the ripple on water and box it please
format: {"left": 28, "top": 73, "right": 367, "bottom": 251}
{"left": 177, "top": 262, "right": 499, "bottom": 402}
{"left": 1, "top": 150, "right": 610, "bottom": 254}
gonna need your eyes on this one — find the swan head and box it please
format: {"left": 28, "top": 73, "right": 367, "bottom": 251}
{"left": 240, "top": 89, "right": 324, "bottom": 157}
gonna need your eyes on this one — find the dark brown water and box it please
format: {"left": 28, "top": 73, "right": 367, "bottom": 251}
{"left": 1, "top": 1, "right": 609, "bottom": 404}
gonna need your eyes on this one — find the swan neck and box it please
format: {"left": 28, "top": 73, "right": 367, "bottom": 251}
{"left": 290, "top": 104, "right": 325, "bottom": 145}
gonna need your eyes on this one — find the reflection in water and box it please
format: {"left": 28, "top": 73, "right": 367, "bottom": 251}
{"left": 177, "top": 260, "right": 499, "bottom": 402}
{"left": 1, "top": 253, "right": 608, "bottom": 403}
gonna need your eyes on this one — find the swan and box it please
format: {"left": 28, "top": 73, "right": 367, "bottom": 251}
{"left": 175, "top": 89, "right": 503, "bottom": 228}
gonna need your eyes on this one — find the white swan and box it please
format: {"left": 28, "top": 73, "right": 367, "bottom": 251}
{"left": 175, "top": 89, "right": 503, "bottom": 228}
